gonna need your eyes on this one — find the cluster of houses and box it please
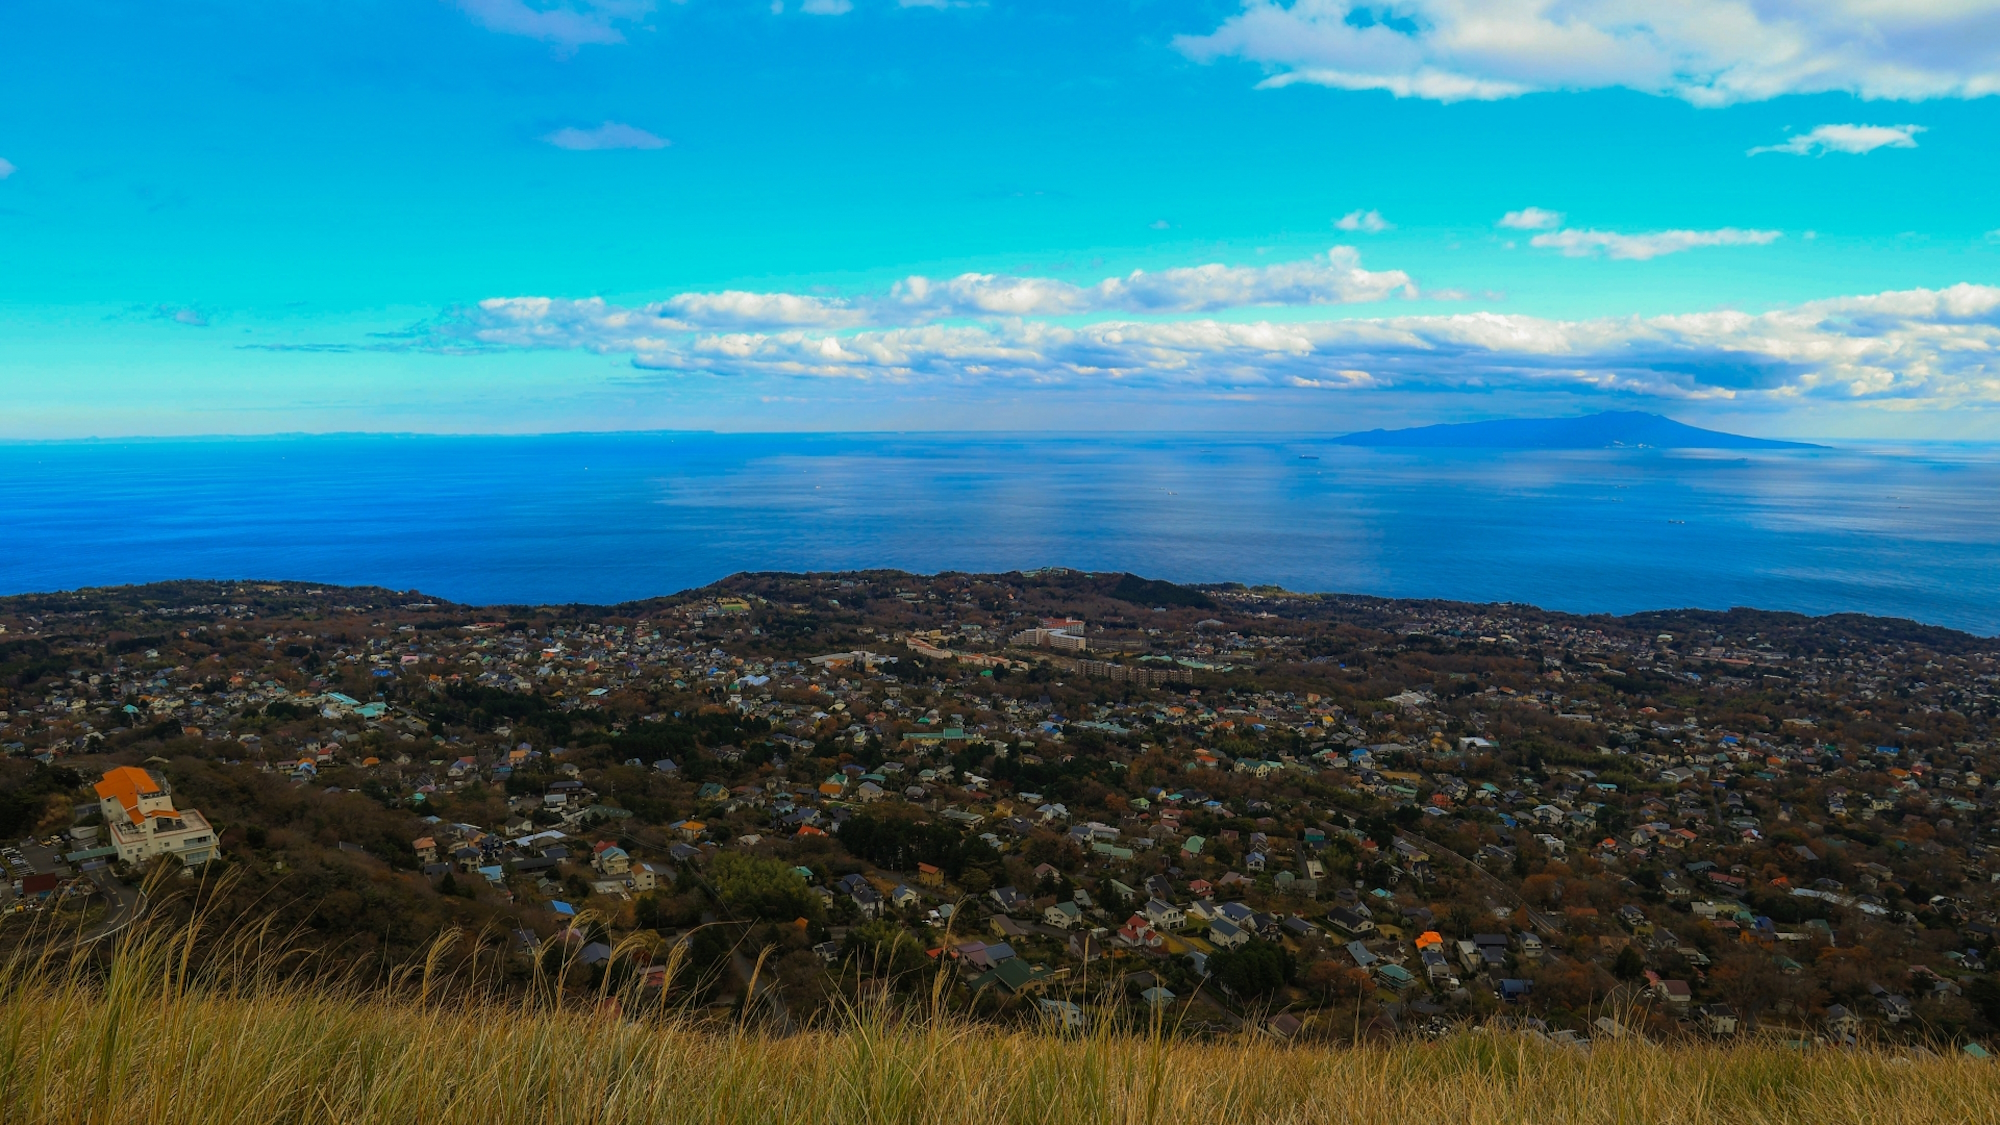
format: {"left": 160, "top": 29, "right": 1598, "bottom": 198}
{"left": 5, "top": 573, "right": 1999, "bottom": 1047}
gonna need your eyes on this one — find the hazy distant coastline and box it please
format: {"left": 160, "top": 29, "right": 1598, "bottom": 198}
{"left": 1333, "top": 411, "right": 1818, "bottom": 451}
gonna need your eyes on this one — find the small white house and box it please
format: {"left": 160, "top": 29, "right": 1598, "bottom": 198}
{"left": 1043, "top": 900, "right": 1084, "bottom": 929}
{"left": 1142, "top": 898, "right": 1186, "bottom": 931}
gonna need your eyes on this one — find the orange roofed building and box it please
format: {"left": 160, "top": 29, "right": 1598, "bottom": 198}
{"left": 94, "top": 766, "right": 218, "bottom": 867}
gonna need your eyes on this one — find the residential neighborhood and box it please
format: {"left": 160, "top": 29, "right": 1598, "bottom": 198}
{"left": 3, "top": 570, "right": 1999, "bottom": 1050}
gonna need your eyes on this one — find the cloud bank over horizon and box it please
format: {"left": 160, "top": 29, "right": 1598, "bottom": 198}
{"left": 449, "top": 265, "right": 2000, "bottom": 416}
{"left": 468, "top": 249, "right": 1420, "bottom": 337}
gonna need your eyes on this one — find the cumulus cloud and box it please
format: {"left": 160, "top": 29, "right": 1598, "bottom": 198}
{"left": 445, "top": 283, "right": 2000, "bottom": 410}
{"left": 1529, "top": 227, "right": 1782, "bottom": 261}
{"left": 658, "top": 290, "right": 867, "bottom": 329}
{"left": 1175, "top": 1, "right": 2000, "bottom": 105}
{"left": 0, "top": 158, "right": 14, "bottom": 179}
{"left": 1500, "top": 209, "right": 1782, "bottom": 259}
{"left": 1498, "top": 207, "right": 1562, "bottom": 231}
{"left": 1749, "top": 123, "right": 1926, "bottom": 156}
{"left": 1291, "top": 370, "right": 1377, "bottom": 388}
{"left": 455, "top": 0, "right": 652, "bottom": 48}
{"left": 1335, "top": 209, "right": 1392, "bottom": 232}
{"left": 469, "top": 248, "right": 1417, "bottom": 338}
{"left": 542, "top": 122, "right": 669, "bottom": 150}
{"left": 801, "top": 0, "right": 852, "bottom": 11}
{"left": 886, "top": 247, "right": 1417, "bottom": 318}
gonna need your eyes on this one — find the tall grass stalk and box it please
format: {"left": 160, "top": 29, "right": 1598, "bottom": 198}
{"left": 2, "top": 891, "right": 1992, "bottom": 1124}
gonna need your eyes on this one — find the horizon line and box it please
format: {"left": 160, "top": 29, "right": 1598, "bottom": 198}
{"left": 1, "top": 422, "right": 1984, "bottom": 448}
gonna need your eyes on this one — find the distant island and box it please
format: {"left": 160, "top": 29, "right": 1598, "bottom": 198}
{"left": 1333, "top": 411, "right": 1820, "bottom": 450}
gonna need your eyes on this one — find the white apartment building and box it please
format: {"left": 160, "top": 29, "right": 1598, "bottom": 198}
{"left": 95, "top": 766, "right": 218, "bottom": 866}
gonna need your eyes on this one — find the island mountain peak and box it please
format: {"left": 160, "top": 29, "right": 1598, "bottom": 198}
{"left": 1333, "top": 410, "right": 1818, "bottom": 450}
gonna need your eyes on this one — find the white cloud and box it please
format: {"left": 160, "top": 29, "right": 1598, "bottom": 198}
{"left": 455, "top": 0, "right": 652, "bottom": 48}
{"left": 1291, "top": 370, "right": 1377, "bottom": 388}
{"left": 1260, "top": 66, "right": 1527, "bottom": 101}
{"left": 1529, "top": 227, "right": 1782, "bottom": 260}
{"left": 1335, "top": 209, "right": 1392, "bottom": 232}
{"left": 542, "top": 122, "right": 669, "bottom": 150}
{"left": 476, "top": 248, "right": 1416, "bottom": 335}
{"left": 880, "top": 248, "right": 1416, "bottom": 319}
{"left": 1749, "top": 123, "right": 1926, "bottom": 156}
{"left": 1498, "top": 207, "right": 1562, "bottom": 231}
{"left": 658, "top": 290, "right": 866, "bottom": 329}
{"left": 1503, "top": 209, "right": 1782, "bottom": 259}
{"left": 1176, "top": 1, "right": 2000, "bottom": 105}
{"left": 801, "top": 0, "right": 852, "bottom": 12}
{"left": 447, "top": 283, "right": 2000, "bottom": 411}
{"left": 0, "top": 158, "right": 14, "bottom": 180}
{"left": 1090, "top": 248, "right": 1416, "bottom": 310}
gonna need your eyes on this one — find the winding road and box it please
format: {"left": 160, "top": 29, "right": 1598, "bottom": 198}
{"left": 72, "top": 868, "right": 145, "bottom": 947}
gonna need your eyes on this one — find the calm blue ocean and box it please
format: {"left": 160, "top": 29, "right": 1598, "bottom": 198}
{"left": 2, "top": 433, "right": 1996, "bottom": 636}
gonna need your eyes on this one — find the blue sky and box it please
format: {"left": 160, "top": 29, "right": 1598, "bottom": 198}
{"left": 4, "top": 0, "right": 2000, "bottom": 438}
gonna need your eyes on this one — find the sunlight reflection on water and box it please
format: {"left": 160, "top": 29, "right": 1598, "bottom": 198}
{"left": 2, "top": 434, "right": 1995, "bottom": 633}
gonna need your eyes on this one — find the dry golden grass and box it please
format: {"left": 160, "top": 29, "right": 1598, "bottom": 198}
{"left": 3, "top": 892, "right": 1992, "bottom": 1125}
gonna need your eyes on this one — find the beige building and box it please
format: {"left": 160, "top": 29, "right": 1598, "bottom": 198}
{"left": 1010, "top": 623, "right": 1087, "bottom": 652}
{"left": 95, "top": 766, "right": 218, "bottom": 866}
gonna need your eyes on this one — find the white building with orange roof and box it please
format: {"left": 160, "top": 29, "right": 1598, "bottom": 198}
{"left": 94, "top": 766, "right": 218, "bottom": 866}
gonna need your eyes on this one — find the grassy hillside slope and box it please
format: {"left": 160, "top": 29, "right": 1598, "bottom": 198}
{"left": 5, "top": 916, "right": 1996, "bottom": 1125}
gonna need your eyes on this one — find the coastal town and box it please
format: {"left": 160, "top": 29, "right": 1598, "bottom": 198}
{"left": 3, "top": 570, "right": 1998, "bottom": 1051}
